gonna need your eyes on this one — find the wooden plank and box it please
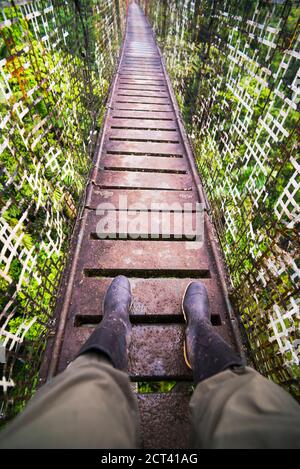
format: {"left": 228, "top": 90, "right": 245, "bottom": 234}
{"left": 130, "top": 325, "right": 192, "bottom": 378}
{"left": 113, "top": 103, "right": 173, "bottom": 111}
{"left": 117, "top": 86, "right": 168, "bottom": 92}
{"left": 119, "top": 73, "right": 165, "bottom": 79}
{"left": 118, "top": 78, "right": 165, "bottom": 85}
{"left": 86, "top": 210, "right": 199, "bottom": 240}
{"left": 123, "top": 61, "right": 161, "bottom": 66}
{"left": 125, "top": 52, "right": 158, "bottom": 56}
{"left": 108, "top": 118, "right": 177, "bottom": 129}
{"left": 115, "top": 96, "right": 170, "bottom": 105}
{"left": 79, "top": 239, "right": 209, "bottom": 272}
{"left": 96, "top": 170, "right": 192, "bottom": 190}
{"left": 105, "top": 141, "right": 183, "bottom": 155}
{"left": 123, "top": 55, "right": 159, "bottom": 58}
{"left": 119, "top": 76, "right": 165, "bottom": 82}
{"left": 121, "top": 64, "right": 162, "bottom": 69}
{"left": 118, "top": 82, "right": 166, "bottom": 89}
{"left": 124, "top": 56, "right": 160, "bottom": 59}
{"left": 58, "top": 325, "right": 192, "bottom": 380}
{"left": 101, "top": 154, "right": 186, "bottom": 171}
{"left": 138, "top": 392, "right": 191, "bottom": 449}
{"left": 119, "top": 77, "right": 164, "bottom": 81}
{"left": 116, "top": 89, "right": 169, "bottom": 97}
{"left": 107, "top": 128, "right": 179, "bottom": 141}
{"left": 87, "top": 216, "right": 200, "bottom": 242}
{"left": 89, "top": 188, "right": 198, "bottom": 210}
{"left": 124, "top": 55, "right": 160, "bottom": 59}
{"left": 69, "top": 277, "right": 227, "bottom": 323}
{"left": 110, "top": 109, "right": 176, "bottom": 122}
{"left": 121, "top": 68, "right": 163, "bottom": 74}
{"left": 111, "top": 110, "right": 175, "bottom": 120}
{"left": 125, "top": 52, "right": 158, "bottom": 54}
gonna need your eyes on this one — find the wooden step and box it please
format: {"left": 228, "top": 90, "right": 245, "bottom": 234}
{"left": 116, "top": 89, "right": 169, "bottom": 97}
{"left": 104, "top": 141, "right": 184, "bottom": 156}
{"left": 137, "top": 390, "right": 191, "bottom": 449}
{"left": 68, "top": 277, "right": 229, "bottom": 328}
{"left": 106, "top": 128, "right": 179, "bottom": 141}
{"left": 84, "top": 209, "right": 201, "bottom": 241}
{"left": 58, "top": 324, "right": 192, "bottom": 379}
{"left": 96, "top": 170, "right": 192, "bottom": 190}
{"left": 113, "top": 102, "right": 173, "bottom": 112}
{"left": 78, "top": 239, "right": 210, "bottom": 273}
{"left": 101, "top": 154, "right": 186, "bottom": 172}
{"left": 89, "top": 188, "right": 198, "bottom": 209}
{"left": 108, "top": 118, "right": 177, "bottom": 129}
{"left": 111, "top": 110, "right": 175, "bottom": 120}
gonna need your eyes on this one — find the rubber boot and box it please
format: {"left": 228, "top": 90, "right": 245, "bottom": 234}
{"left": 182, "top": 281, "right": 243, "bottom": 384}
{"left": 77, "top": 275, "right": 132, "bottom": 371}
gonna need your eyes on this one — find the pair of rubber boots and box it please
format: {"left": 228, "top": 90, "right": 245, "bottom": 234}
{"left": 78, "top": 276, "right": 243, "bottom": 384}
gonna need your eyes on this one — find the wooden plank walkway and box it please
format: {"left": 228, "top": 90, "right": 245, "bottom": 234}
{"left": 42, "top": 3, "right": 242, "bottom": 449}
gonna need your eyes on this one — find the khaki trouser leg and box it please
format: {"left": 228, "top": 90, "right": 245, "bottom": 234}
{"left": 190, "top": 366, "right": 300, "bottom": 449}
{"left": 0, "top": 353, "right": 140, "bottom": 448}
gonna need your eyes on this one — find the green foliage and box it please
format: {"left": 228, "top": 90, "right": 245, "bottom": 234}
{"left": 146, "top": 0, "right": 300, "bottom": 395}
{"left": 138, "top": 381, "right": 177, "bottom": 393}
{"left": 0, "top": 0, "right": 125, "bottom": 417}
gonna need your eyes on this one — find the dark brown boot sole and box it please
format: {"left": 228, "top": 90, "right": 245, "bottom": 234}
{"left": 182, "top": 281, "right": 193, "bottom": 370}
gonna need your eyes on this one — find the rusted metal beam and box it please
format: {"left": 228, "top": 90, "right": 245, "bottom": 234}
{"left": 42, "top": 2, "right": 243, "bottom": 448}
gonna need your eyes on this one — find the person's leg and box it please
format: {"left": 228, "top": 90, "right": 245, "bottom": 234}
{"left": 0, "top": 276, "right": 140, "bottom": 449}
{"left": 183, "top": 282, "right": 300, "bottom": 449}
{"left": 0, "top": 353, "right": 139, "bottom": 448}
{"left": 190, "top": 365, "right": 300, "bottom": 449}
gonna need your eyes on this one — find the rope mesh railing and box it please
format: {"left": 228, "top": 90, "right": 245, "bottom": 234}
{"left": 0, "top": 0, "right": 126, "bottom": 419}
{"left": 0, "top": 0, "right": 299, "bottom": 421}
{"left": 139, "top": 0, "right": 300, "bottom": 397}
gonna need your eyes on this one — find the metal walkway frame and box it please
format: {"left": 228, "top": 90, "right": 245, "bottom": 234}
{"left": 42, "top": 3, "right": 243, "bottom": 448}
